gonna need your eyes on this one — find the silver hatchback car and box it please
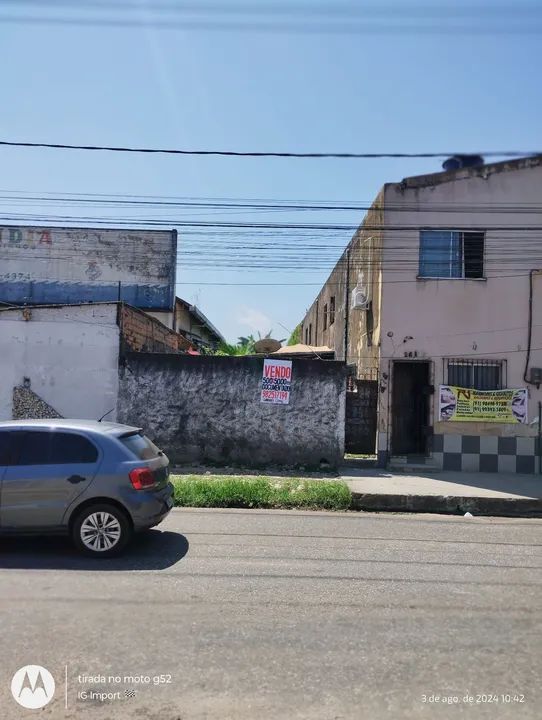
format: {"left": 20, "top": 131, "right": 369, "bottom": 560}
{"left": 0, "top": 419, "right": 174, "bottom": 556}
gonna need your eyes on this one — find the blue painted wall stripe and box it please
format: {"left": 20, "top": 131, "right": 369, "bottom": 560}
{"left": 0, "top": 281, "right": 171, "bottom": 309}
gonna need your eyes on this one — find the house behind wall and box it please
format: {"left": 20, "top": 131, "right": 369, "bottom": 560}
{"left": 147, "top": 297, "right": 225, "bottom": 351}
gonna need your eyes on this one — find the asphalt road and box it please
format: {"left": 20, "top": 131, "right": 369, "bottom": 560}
{"left": 0, "top": 509, "right": 541, "bottom": 720}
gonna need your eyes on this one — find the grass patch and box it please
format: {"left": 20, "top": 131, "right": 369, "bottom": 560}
{"left": 171, "top": 475, "right": 351, "bottom": 511}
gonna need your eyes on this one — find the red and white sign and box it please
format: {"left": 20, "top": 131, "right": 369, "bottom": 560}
{"left": 261, "top": 359, "right": 292, "bottom": 405}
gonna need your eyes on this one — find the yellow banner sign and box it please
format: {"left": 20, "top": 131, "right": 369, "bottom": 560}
{"left": 439, "top": 386, "right": 528, "bottom": 424}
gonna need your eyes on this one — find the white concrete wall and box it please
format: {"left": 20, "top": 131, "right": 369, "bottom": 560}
{"left": 145, "top": 310, "right": 175, "bottom": 330}
{"left": 377, "top": 159, "right": 542, "bottom": 450}
{"left": 0, "top": 304, "right": 120, "bottom": 421}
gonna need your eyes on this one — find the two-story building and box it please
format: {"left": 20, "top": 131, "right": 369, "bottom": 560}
{"left": 301, "top": 154, "right": 542, "bottom": 473}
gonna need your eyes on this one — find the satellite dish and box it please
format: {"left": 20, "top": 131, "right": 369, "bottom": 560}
{"left": 254, "top": 338, "right": 282, "bottom": 354}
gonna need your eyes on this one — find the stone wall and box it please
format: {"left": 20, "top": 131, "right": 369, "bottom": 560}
{"left": 12, "top": 385, "right": 63, "bottom": 420}
{"left": 117, "top": 353, "right": 347, "bottom": 468}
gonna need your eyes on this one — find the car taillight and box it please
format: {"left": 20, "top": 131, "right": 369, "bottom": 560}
{"left": 129, "top": 467, "right": 156, "bottom": 490}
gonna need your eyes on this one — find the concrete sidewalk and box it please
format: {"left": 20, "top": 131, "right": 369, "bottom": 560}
{"left": 340, "top": 467, "right": 542, "bottom": 517}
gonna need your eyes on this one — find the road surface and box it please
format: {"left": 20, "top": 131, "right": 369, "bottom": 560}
{"left": 0, "top": 508, "right": 540, "bottom": 719}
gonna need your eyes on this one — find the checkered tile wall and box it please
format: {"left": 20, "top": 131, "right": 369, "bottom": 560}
{"left": 432, "top": 434, "right": 538, "bottom": 474}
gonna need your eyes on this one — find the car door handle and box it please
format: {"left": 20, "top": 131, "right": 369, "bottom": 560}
{"left": 67, "top": 475, "right": 86, "bottom": 484}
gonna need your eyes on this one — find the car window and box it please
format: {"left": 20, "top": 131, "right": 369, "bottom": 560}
{"left": 50, "top": 432, "right": 98, "bottom": 464}
{"left": 120, "top": 432, "right": 161, "bottom": 460}
{"left": 0, "top": 430, "right": 13, "bottom": 465}
{"left": 16, "top": 430, "right": 98, "bottom": 465}
{"left": 17, "top": 431, "right": 51, "bottom": 465}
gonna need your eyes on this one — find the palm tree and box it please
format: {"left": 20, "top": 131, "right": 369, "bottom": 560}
{"left": 214, "top": 331, "right": 285, "bottom": 356}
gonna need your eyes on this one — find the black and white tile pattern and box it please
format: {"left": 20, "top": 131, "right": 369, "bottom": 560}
{"left": 432, "top": 434, "right": 537, "bottom": 474}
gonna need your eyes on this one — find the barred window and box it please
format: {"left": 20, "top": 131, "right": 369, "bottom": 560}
{"left": 445, "top": 358, "right": 505, "bottom": 390}
{"left": 419, "top": 231, "right": 484, "bottom": 279}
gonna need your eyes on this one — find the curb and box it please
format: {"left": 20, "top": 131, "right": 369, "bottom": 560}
{"left": 349, "top": 493, "right": 542, "bottom": 518}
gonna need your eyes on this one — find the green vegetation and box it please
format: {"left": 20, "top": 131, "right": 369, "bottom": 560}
{"left": 287, "top": 323, "right": 302, "bottom": 345}
{"left": 215, "top": 330, "right": 286, "bottom": 356}
{"left": 170, "top": 475, "right": 351, "bottom": 511}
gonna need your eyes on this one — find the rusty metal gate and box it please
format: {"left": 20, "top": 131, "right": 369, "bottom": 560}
{"left": 345, "top": 378, "right": 378, "bottom": 454}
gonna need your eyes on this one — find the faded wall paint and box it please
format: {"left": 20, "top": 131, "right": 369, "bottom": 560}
{"left": 378, "top": 158, "right": 542, "bottom": 459}
{"left": 0, "top": 226, "right": 177, "bottom": 310}
{"left": 299, "top": 156, "right": 542, "bottom": 471}
{"left": 0, "top": 304, "right": 120, "bottom": 421}
{"left": 117, "top": 354, "right": 347, "bottom": 467}
{"left": 301, "top": 192, "right": 383, "bottom": 378}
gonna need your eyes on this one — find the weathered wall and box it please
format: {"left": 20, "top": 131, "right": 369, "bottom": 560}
{"left": 0, "top": 225, "right": 177, "bottom": 310}
{"left": 148, "top": 300, "right": 223, "bottom": 349}
{"left": 301, "top": 192, "right": 383, "bottom": 378}
{"left": 119, "top": 304, "right": 191, "bottom": 353}
{"left": 376, "top": 157, "right": 542, "bottom": 469}
{"left": 0, "top": 304, "right": 120, "bottom": 421}
{"left": 117, "top": 354, "right": 347, "bottom": 467}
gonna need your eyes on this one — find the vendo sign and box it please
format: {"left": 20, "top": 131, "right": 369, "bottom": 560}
{"left": 261, "top": 359, "right": 292, "bottom": 405}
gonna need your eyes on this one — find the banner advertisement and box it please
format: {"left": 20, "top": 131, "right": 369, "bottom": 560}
{"left": 439, "top": 385, "right": 528, "bottom": 424}
{"left": 261, "top": 359, "right": 292, "bottom": 405}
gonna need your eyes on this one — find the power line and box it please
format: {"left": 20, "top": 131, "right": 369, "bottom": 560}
{"left": 0, "top": 140, "right": 537, "bottom": 160}
{"left": 3, "top": 188, "right": 542, "bottom": 208}
{"left": 3, "top": 213, "right": 542, "bottom": 231}
{"left": 2, "top": 192, "right": 542, "bottom": 214}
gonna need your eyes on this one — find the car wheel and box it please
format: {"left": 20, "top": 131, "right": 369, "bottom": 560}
{"left": 72, "top": 504, "right": 132, "bottom": 557}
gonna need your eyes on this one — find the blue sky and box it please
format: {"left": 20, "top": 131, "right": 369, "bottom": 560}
{"left": 0, "top": 2, "right": 540, "bottom": 342}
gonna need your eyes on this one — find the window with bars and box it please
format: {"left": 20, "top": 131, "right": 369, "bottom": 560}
{"left": 419, "top": 230, "right": 484, "bottom": 279}
{"left": 445, "top": 358, "right": 506, "bottom": 390}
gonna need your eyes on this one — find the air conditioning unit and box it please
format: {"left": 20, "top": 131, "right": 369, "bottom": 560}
{"left": 351, "top": 273, "right": 370, "bottom": 310}
{"left": 529, "top": 367, "right": 542, "bottom": 386}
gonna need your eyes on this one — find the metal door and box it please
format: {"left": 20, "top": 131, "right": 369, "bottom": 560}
{"left": 391, "top": 361, "right": 431, "bottom": 455}
{"left": 345, "top": 379, "right": 378, "bottom": 454}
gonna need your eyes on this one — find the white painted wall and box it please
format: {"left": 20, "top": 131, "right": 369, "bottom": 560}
{"left": 377, "top": 159, "right": 542, "bottom": 444}
{"left": 0, "top": 304, "right": 120, "bottom": 421}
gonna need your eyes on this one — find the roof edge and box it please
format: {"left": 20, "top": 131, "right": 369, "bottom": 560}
{"left": 395, "top": 153, "right": 542, "bottom": 190}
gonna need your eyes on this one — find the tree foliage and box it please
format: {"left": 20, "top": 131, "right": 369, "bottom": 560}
{"left": 215, "top": 330, "right": 285, "bottom": 356}
{"left": 287, "top": 323, "right": 302, "bottom": 346}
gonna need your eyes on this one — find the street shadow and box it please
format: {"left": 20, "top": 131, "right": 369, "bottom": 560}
{"left": 0, "top": 530, "right": 189, "bottom": 571}
{"left": 432, "top": 471, "right": 542, "bottom": 499}
{"left": 340, "top": 465, "right": 542, "bottom": 499}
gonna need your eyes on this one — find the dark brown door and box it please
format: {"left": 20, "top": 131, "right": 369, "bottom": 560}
{"left": 391, "top": 362, "right": 430, "bottom": 455}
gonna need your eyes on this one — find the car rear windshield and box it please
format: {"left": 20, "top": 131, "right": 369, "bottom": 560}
{"left": 120, "top": 432, "right": 161, "bottom": 460}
